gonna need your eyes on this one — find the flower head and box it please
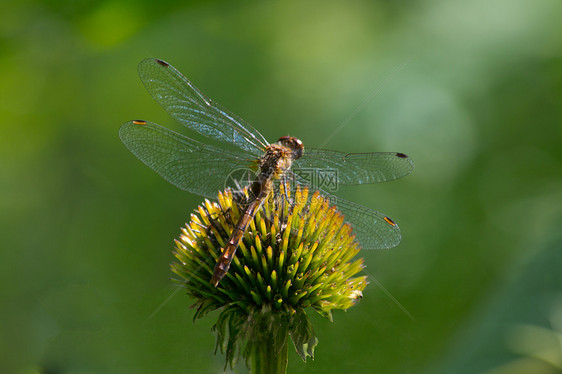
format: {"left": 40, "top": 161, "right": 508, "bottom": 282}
{"left": 171, "top": 183, "right": 367, "bottom": 368}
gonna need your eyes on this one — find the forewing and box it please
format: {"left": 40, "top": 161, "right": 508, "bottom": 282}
{"left": 119, "top": 120, "right": 256, "bottom": 198}
{"left": 294, "top": 149, "right": 414, "bottom": 185}
{"left": 138, "top": 58, "right": 269, "bottom": 155}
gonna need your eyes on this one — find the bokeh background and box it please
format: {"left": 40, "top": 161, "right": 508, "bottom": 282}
{"left": 2, "top": 0, "right": 562, "bottom": 373}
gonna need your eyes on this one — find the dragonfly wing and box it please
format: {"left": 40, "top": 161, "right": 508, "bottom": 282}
{"left": 119, "top": 120, "right": 256, "bottom": 198}
{"left": 138, "top": 59, "right": 269, "bottom": 155}
{"left": 288, "top": 175, "right": 402, "bottom": 249}
{"left": 294, "top": 149, "right": 414, "bottom": 185}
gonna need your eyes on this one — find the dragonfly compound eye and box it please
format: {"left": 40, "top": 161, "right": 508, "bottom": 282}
{"left": 277, "top": 136, "right": 304, "bottom": 159}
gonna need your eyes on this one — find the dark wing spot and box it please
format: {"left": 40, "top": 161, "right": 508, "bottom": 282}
{"left": 155, "top": 59, "right": 169, "bottom": 67}
{"left": 383, "top": 216, "right": 397, "bottom": 226}
{"left": 132, "top": 120, "right": 147, "bottom": 125}
{"left": 396, "top": 153, "right": 408, "bottom": 158}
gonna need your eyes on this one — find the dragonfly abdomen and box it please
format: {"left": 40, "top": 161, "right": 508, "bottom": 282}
{"left": 211, "top": 179, "right": 272, "bottom": 287}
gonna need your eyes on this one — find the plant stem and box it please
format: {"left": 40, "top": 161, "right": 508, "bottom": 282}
{"left": 250, "top": 329, "right": 288, "bottom": 374}
{"left": 248, "top": 306, "right": 289, "bottom": 374}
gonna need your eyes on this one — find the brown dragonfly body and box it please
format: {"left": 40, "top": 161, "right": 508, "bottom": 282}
{"left": 211, "top": 136, "right": 304, "bottom": 287}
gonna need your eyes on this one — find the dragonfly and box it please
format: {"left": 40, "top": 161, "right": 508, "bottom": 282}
{"left": 120, "top": 58, "right": 414, "bottom": 287}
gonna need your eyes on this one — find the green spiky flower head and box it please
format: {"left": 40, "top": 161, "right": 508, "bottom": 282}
{"left": 171, "top": 183, "right": 367, "bottom": 372}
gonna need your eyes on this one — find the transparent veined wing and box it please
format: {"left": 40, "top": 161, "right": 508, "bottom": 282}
{"left": 293, "top": 149, "right": 414, "bottom": 185}
{"left": 138, "top": 58, "right": 269, "bottom": 156}
{"left": 288, "top": 174, "right": 402, "bottom": 249}
{"left": 119, "top": 120, "right": 257, "bottom": 198}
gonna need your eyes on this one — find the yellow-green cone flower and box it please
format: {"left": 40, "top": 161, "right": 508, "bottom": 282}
{"left": 171, "top": 183, "right": 367, "bottom": 371}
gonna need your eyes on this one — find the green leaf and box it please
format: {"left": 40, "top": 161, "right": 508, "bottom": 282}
{"left": 289, "top": 309, "right": 318, "bottom": 361}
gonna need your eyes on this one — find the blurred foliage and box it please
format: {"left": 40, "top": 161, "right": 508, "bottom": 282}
{"left": 0, "top": 0, "right": 561, "bottom": 373}
{"left": 425, "top": 233, "right": 562, "bottom": 374}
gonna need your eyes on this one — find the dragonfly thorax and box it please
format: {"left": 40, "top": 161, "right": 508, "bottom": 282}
{"left": 258, "top": 137, "right": 304, "bottom": 178}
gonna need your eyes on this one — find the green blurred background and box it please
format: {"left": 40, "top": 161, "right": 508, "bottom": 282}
{"left": 2, "top": 0, "right": 562, "bottom": 373}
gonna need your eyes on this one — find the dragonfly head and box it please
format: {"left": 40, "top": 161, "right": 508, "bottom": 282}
{"left": 277, "top": 136, "right": 304, "bottom": 160}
